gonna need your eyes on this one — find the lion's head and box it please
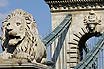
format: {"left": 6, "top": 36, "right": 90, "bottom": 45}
{"left": 2, "top": 9, "right": 35, "bottom": 46}
{"left": 1, "top": 9, "right": 46, "bottom": 63}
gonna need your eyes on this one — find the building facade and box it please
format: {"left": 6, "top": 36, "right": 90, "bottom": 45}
{"left": 45, "top": 0, "right": 104, "bottom": 69}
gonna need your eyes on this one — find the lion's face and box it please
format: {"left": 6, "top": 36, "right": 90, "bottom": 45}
{"left": 5, "top": 15, "right": 26, "bottom": 46}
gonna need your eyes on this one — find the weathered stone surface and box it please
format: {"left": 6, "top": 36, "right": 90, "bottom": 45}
{"left": 0, "top": 63, "right": 49, "bottom": 69}
{"left": 50, "top": 10, "right": 104, "bottom": 69}
{"left": 0, "top": 9, "right": 47, "bottom": 65}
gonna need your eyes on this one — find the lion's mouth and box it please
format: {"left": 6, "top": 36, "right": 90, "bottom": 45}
{"left": 9, "top": 35, "right": 21, "bottom": 39}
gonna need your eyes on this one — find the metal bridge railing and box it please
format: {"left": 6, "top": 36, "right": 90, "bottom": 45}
{"left": 74, "top": 33, "right": 104, "bottom": 69}
{"left": 42, "top": 14, "right": 72, "bottom": 47}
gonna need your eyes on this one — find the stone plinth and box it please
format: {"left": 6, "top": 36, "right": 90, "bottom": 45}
{"left": 0, "top": 63, "right": 49, "bottom": 69}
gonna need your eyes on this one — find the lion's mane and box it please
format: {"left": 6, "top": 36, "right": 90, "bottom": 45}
{"left": 1, "top": 9, "right": 46, "bottom": 63}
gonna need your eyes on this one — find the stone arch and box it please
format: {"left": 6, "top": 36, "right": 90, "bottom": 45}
{"left": 78, "top": 32, "right": 101, "bottom": 60}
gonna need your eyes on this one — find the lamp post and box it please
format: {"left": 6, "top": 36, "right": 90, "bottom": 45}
{"left": 84, "top": 10, "right": 101, "bottom": 33}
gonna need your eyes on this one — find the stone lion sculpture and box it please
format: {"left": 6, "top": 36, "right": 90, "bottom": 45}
{"left": 0, "top": 9, "right": 46, "bottom": 64}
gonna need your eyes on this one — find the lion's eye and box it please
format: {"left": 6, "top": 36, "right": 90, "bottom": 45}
{"left": 7, "top": 23, "right": 10, "bottom": 26}
{"left": 25, "top": 17, "right": 29, "bottom": 20}
{"left": 16, "top": 22, "right": 21, "bottom": 26}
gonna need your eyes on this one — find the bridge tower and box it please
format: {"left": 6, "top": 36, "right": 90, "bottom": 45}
{"left": 45, "top": 0, "right": 104, "bottom": 69}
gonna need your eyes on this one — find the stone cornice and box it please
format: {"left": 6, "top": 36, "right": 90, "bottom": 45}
{"left": 45, "top": 0, "right": 104, "bottom": 12}
{"left": 45, "top": 0, "right": 103, "bottom": 4}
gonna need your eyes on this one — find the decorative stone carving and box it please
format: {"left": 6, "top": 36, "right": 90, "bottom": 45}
{"left": 0, "top": 9, "right": 46, "bottom": 64}
{"left": 84, "top": 10, "right": 101, "bottom": 32}
{"left": 45, "top": 0, "right": 104, "bottom": 12}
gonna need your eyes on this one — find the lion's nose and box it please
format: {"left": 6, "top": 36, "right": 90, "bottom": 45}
{"left": 7, "top": 29, "right": 13, "bottom": 32}
{"left": 7, "top": 29, "right": 17, "bottom": 36}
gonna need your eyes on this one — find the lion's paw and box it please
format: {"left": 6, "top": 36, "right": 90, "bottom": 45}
{"left": 0, "top": 51, "right": 13, "bottom": 59}
{"left": 14, "top": 52, "right": 31, "bottom": 59}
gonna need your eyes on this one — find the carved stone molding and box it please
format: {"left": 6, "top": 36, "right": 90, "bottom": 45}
{"left": 45, "top": 0, "right": 104, "bottom": 12}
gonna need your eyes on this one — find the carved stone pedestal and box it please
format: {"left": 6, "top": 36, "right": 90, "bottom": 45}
{"left": 0, "top": 63, "right": 49, "bottom": 69}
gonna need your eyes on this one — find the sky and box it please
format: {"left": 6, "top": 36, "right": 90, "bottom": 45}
{"left": 0, "top": 0, "right": 51, "bottom": 38}
{"left": 0, "top": 0, "right": 51, "bottom": 54}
